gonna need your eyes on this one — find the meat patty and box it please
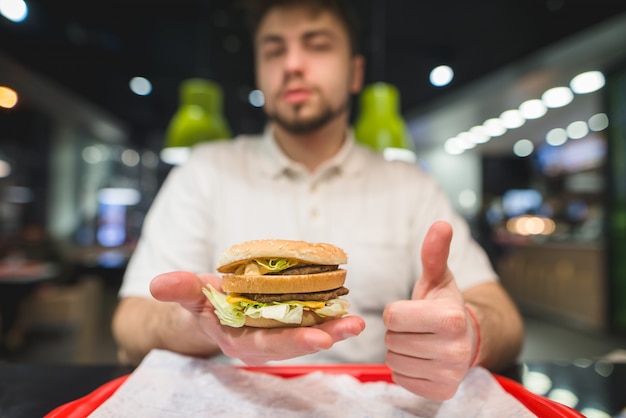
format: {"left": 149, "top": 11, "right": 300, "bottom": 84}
{"left": 267, "top": 264, "right": 339, "bottom": 275}
{"left": 239, "top": 286, "right": 349, "bottom": 303}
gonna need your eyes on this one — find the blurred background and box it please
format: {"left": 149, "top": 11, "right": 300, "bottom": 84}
{"left": 1, "top": 0, "right": 626, "bottom": 369}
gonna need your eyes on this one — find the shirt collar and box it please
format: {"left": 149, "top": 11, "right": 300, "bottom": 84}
{"left": 259, "top": 125, "right": 365, "bottom": 179}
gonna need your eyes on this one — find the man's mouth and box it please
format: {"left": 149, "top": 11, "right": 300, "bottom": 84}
{"left": 283, "top": 88, "right": 312, "bottom": 104}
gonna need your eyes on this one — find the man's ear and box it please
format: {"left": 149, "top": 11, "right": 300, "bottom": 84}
{"left": 350, "top": 54, "right": 365, "bottom": 94}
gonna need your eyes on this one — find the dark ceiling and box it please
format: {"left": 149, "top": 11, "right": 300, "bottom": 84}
{"left": 2, "top": 0, "right": 626, "bottom": 149}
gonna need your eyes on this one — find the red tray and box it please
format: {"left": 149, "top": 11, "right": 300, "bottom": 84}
{"left": 45, "top": 364, "right": 583, "bottom": 418}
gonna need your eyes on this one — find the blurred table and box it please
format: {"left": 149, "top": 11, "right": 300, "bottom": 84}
{"left": 0, "top": 362, "right": 133, "bottom": 418}
{"left": 0, "top": 359, "right": 624, "bottom": 417}
{"left": 0, "top": 260, "right": 60, "bottom": 353}
{"left": 0, "top": 260, "right": 59, "bottom": 284}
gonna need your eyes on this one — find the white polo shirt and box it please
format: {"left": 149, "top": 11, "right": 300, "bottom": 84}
{"left": 120, "top": 128, "right": 497, "bottom": 364}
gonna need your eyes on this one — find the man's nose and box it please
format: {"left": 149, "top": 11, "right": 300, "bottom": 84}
{"left": 283, "top": 47, "right": 305, "bottom": 75}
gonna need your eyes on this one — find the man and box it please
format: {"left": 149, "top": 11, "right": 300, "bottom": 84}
{"left": 112, "top": 0, "right": 523, "bottom": 401}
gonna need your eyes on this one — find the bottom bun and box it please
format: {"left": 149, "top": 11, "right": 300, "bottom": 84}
{"left": 243, "top": 311, "right": 340, "bottom": 328}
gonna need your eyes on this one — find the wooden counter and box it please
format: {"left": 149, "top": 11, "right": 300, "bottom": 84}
{"left": 497, "top": 242, "right": 607, "bottom": 331}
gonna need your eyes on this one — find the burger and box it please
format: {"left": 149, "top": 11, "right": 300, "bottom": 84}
{"left": 202, "top": 239, "right": 350, "bottom": 328}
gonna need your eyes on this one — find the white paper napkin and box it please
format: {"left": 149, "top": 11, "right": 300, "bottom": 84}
{"left": 90, "top": 349, "right": 536, "bottom": 418}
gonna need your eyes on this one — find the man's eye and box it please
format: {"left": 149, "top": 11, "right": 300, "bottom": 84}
{"left": 309, "top": 42, "right": 331, "bottom": 51}
{"left": 263, "top": 47, "right": 284, "bottom": 59}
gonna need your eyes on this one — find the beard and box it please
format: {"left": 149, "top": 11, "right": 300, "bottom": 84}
{"left": 266, "top": 92, "right": 351, "bottom": 135}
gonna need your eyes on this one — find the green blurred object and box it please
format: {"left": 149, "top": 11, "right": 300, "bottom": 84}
{"left": 164, "top": 78, "right": 231, "bottom": 149}
{"left": 354, "top": 82, "right": 413, "bottom": 152}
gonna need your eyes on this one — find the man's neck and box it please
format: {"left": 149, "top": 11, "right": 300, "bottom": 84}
{"left": 271, "top": 115, "right": 348, "bottom": 173}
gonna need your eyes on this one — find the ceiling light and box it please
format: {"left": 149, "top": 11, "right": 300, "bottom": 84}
{"left": 82, "top": 145, "right": 104, "bottom": 164}
{"left": 444, "top": 138, "right": 464, "bottom": 155}
{"left": 0, "top": 85, "right": 18, "bottom": 108}
{"left": 163, "top": 78, "right": 232, "bottom": 164}
{"left": 98, "top": 188, "right": 141, "bottom": 206}
{"left": 519, "top": 99, "right": 547, "bottom": 119}
{"left": 141, "top": 150, "right": 159, "bottom": 169}
{"left": 121, "top": 149, "right": 140, "bottom": 167}
{"left": 248, "top": 89, "right": 265, "bottom": 107}
{"left": 0, "top": 0, "right": 28, "bottom": 23}
{"left": 429, "top": 65, "right": 454, "bottom": 87}
{"left": 483, "top": 118, "right": 507, "bottom": 137}
{"left": 456, "top": 132, "right": 474, "bottom": 146}
{"left": 588, "top": 113, "right": 609, "bottom": 131}
{"left": 469, "top": 126, "right": 491, "bottom": 143}
{"left": 570, "top": 70, "right": 605, "bottom": 94}
{"left": 499, "top": 109, "right": 525, "bottom": 129}
{"left": 546, "top": 128, "right": 567, "bottom": 146}
{"left": 354, "top": 83, "right": 414, "bottom": 152}
{"left": 129, "top": 77, "right": 152, "bottom": 96}
{"left": 513, "top": 139, "right": 534, "bottom": 157}
{"left": 455, "top": 132, "right": 477, "bottom": 149}
{"left": 566, "top": 120, "right": 588, "bottom": 139}
{"left": 542, "top": 86, "right": 573, "bottom": 108}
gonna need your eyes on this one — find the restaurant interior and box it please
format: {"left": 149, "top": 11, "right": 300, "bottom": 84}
{"left": 2, "top": 0, "right": 626, "bottom": 415}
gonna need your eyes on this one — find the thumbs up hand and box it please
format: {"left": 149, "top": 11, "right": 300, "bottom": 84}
{"left": 382, "top": 221, "right": 480, "bottom": 401}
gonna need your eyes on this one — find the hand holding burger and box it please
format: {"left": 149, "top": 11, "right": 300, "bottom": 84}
{"left": 203, "top": 239, "right": 350, "bottom": 328}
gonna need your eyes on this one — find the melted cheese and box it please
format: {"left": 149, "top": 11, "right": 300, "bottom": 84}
{"left": 226, "top": 294, "right": 326, "bottom": 309}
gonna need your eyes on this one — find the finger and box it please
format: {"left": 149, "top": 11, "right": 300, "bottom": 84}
{"left": 220, "top": 316, "right": 365, "bottom": 365}
{"left": 392, "top": 371, "right": 459, "bottom": 401}
{"left": 385, "top": 329, "right": 471, "bottom": 362}
{"left": 262, "top": 317, "right": 363, "bottom": 359}
{"left": 384, "top": 299, "right": 464, "bottom": 333}
{"left": 386, "top": 352, "right": 466, "bottom": 400}
{"left": 413, "top": 221, "right": 454, "bottom": 300}
{"left": 232, "top": 316, "right": 365, "bottom": 355}
{"left": 421, "top": 221, "right": 453, "bottom": 285}
{"left": 315, "top": 315, "right": 366, "bottom": 342}
{"left": 150, "top": 271, "right": 217, "bottom": 310}
{"left": 196, "top": 273, "right": 223, "bottom": 289}
{"left": 222, "top": 325, "right": 336, "bottom": 365}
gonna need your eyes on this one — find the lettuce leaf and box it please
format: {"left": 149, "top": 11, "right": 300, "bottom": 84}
{"left": 203, "top": 285, "right": 349, "bottom": 327}
{"left": 254, "top": 258, "right": 299, "bottom": 274}
{"left": 202, "top": 285, "right": 246, "bottom": 327}
{"left": 244, "top": 303, "right": 304, "bottom": 324}
{"left": 315, "top": 298, "right": 350, "bottom": 317}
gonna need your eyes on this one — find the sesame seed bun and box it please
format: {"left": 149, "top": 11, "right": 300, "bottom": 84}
{"left": 217, "top": 239, "right": 348, "bottom": 273}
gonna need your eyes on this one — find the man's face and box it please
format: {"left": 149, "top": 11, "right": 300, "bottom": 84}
{"left": 254, "top": 6, "right": 363, "bottom": 134}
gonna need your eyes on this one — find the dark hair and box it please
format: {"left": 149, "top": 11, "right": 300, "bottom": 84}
{"left": 240, "top": 0, "right": 361, "bottom": 55}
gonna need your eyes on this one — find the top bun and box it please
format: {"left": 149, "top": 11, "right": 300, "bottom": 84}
{"left": 217, "top": 239, "right": 347, "bottom": 273}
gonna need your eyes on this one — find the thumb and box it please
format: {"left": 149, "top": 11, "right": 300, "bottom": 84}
{"left": 150, "top": 271, "right": 220, "bottom": 311}
{"left": 412, "top": 221, "right": 454, "bottom": 300}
